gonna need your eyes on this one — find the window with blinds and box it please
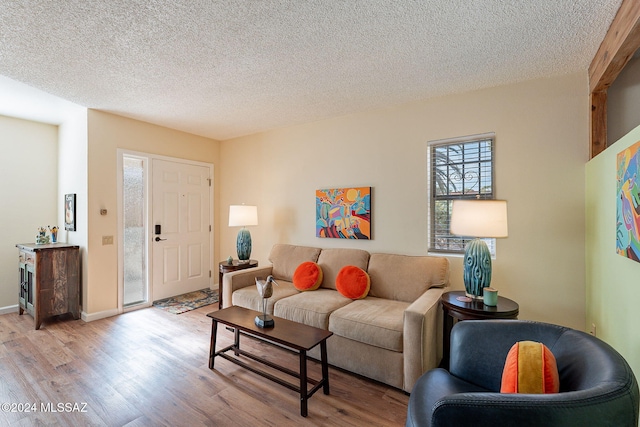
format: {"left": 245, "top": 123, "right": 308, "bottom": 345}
{"left": 428, "top": 133, "right": 496, "bottom": 255}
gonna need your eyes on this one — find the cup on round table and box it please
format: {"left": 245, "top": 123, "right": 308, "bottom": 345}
{"left": 483, "top": 287, "right": 498, "bottom": 306}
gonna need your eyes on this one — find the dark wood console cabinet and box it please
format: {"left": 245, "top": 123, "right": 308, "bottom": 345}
{"left": 17, "top": 243, "right": 80, "bottom": 330}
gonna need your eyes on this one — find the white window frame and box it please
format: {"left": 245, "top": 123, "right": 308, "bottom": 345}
{"left": 427, "top": 132, "right": 496, "bottom": 256}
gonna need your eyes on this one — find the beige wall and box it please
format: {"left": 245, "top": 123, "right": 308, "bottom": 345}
{"left": 85, "top": 110, "right": 221, "bottom": 315}
{"left": 586, "top": 124, "right": 640, "bottom": 386}
{"left": 57, "top": 109, "right": 89, "bottom": 309}
{"left": 0, "top": 115, "right": 58, "bottom": 309}
{"left": 220, "top": 72, "right": 589, "bottom": 329}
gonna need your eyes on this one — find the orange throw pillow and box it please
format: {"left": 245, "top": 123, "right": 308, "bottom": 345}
{"left": 501, "top": 341, "right": 560, "bottom": 394}
{"left": 292, "top": 262, "right": 323, "bottom": 291}
{"left": 336, "top": 265, "right": 370, "bottom": 299}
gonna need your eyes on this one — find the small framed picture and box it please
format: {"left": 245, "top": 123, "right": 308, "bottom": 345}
{"left": 65, "top": 194, "right": 76, "bottom": 231}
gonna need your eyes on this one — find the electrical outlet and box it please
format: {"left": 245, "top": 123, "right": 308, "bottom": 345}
{"left": 102, "top": 236, "right": 114, "bottom": 245}
{"left": 590, "top": 323, "right": 597, "bottom": 336}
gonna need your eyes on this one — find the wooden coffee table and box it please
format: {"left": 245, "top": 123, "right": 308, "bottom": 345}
{"left": 207, "top": 306, "right": 333, "bottom": 417}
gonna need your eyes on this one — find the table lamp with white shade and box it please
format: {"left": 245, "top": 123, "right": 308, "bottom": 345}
{"left": 450, "top": 199, "right": 508, "bottom": 299}
{"left": 228, "top": 205, "right": 258, "bottom": 261}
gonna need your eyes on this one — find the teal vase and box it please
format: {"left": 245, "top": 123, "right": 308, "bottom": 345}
{"left": 463, "top": 238, "right": 492, "bottom": 299}
{"left": 236, "top": 227, "right": 252, "bottom": 261}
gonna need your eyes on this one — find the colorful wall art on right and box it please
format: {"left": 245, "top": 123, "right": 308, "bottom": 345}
{"left": 616, "top": 140, "right": 640, "bottom": 262}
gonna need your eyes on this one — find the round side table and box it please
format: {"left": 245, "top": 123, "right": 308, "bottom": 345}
{"left": 218, "top": 259, "right": 258, "bottom": 308}
{"left": 440, "top": 290, "right": 519, "bottom": 369}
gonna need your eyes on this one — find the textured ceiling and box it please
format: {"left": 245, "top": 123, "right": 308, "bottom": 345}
{"left": 0, "top": 0, "right": 622, "bottom": 140}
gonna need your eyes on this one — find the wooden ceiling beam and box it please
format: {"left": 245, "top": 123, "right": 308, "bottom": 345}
{"left": 589, "top": 0, "right": 640, "bottom": 93}
{"left": 589, "top": 0, "right": 640, "bottom": 158}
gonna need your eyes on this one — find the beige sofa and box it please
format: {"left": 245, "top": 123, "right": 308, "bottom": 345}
{"left": 222, "top": 243, "right": 450, "bottom": 392}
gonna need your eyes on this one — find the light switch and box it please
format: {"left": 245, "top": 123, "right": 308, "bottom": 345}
{"left": 102, "top": 236, "right": 114, "bottom": 245}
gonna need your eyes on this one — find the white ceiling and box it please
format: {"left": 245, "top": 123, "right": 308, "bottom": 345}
{"left": 0, "top": 1, "right": 622, "bottom": 140}
{"left": 0, "top": 75, "right": 85, "bottom": 125}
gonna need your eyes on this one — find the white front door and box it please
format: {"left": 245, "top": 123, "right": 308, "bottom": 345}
{"left": 151, "top": 159, "right": 211, "bottom": 301}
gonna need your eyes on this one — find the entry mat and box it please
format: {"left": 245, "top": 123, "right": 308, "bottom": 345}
{"left": 153, "top": 288, "right": 218, "bottom": 314}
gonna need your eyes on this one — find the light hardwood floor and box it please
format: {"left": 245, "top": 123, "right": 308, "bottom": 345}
{"left": 0, "top": 304, "right": 409, "bottom": 426}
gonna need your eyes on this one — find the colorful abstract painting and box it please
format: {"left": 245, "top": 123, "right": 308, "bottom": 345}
{"left": 316, "top": 187, "right": 371, "bottom": 239}
{"left": 617, "top": 140, "right": 640, "bottom": 262}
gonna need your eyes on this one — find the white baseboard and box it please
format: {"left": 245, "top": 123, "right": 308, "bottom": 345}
{"left": 1, "top": 304, "right": 120, "bottom": 324}
{"left": 81, "top": 308, "right": 119, "bottom": 323}
{"left": 0, "top": 305, "right": 19, "bottom": 315}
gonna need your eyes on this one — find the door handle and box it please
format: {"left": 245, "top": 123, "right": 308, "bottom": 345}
{"left": 155, "top": 236, "right": 167, "bottom": 242}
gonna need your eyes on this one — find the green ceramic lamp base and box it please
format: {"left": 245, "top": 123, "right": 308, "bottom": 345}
{"left": 463, "top": 238, "right": 492, "bottom": 299}
{"left": 236, "top": 227, "right": 252, "bottom": 261}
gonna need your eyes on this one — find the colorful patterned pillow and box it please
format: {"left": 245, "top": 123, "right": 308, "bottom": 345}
{"left": 501, "top": 341, "right": 560, "bottom": 394}
{"left": 292, "top": 262, "right": 323, "bottom": 291}
{"left": 336, "top": 265, "right": 370, "bottom": 299}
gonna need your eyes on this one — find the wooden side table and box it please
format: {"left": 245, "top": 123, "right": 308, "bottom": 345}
{"left": 440, "top": 290, "right": 519, "bottom": 369}
{"left": 218, "top": 259, "right": 258, "bottom": 308}
{"left": 17, "top": 243, "right": 80, "bottom": 330}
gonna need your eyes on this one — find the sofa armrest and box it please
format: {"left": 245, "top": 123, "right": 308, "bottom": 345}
{"left": 222, "top": 266, "right": 274, "bottom": 308}
{"left": 403, "top": 285, "right": 448, "bottom": 392}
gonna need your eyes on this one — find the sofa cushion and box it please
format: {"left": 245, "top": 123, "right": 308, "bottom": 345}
{"left": 269, "top": 244, "right": 321, "bottom": 282}
{"left": 292, "top": 262, "right": 323, "bottom": 291}
{"left": 232, "top": 280, "right": 299, "bottom": 314}
{"left": 273, "top": 289, "right": 351, "bottom": 329}
{"left": 336, "top": 265, "right": 370, "bottom": 299}
{"left": 367, "top": 253, "right": 449, "bottom": 302}
{"left": 329, "top": 297, "right": 409, "bottom": 352}
{"left": 317, "top": 248, "right": 370, "bottom": 290}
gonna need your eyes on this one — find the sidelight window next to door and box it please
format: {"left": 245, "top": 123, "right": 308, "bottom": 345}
{"left": 123, "top": 156, "right": 148, "bottom": 307}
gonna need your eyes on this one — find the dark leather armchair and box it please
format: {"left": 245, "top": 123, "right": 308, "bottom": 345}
{"left": 406, "top": 320, "right": 639, "bottom": 427}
